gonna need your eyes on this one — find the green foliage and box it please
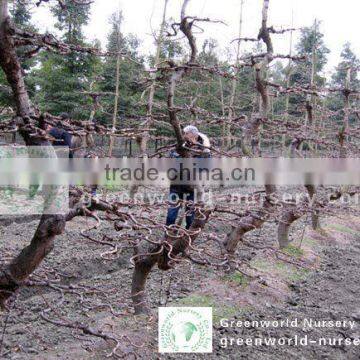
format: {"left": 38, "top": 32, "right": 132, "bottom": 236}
{"left": 158, "top": 19, "right": 184, "bottom": 61}
{"left": 295, "top": 21, "right": 329, "bottom": 75}
{"left": 282, "top": 244, "right": 304, "bottom": 258}
{"left": 302, "top": 237, "right": 318, "bottom": 247}
{"left": 223, "top": 271, "right": 248, "bottom": 286}
{"left": 332, "top": 43, "right": 360, "bottom": 88}
{"left": 174, "top": 294, "right": 243, "bottom": 323}
{"left": 250, "top": 258, "right": 272, "bottom": 272}
{"left": 176, "top": 294, "right": 214, "bottom": 307}
{"left": 251, "top": 257, "right": 309, "bottom": 283}
{"left": 30, "top": 0, "right": 99, "bottom": 118}
{"left": 98, "top": 11, "right": 145, "bottom": 124}
{"left": 10, "top": 0, "right": 38, "bottom": 71}
{"left": 285, "top": 267, "right": 309, "bottom": 282}
{"left": 51, "top": 0, "right": 90, "bottom": 43}
{"left": 1, "top": 0, "right": 38, "bottom": 109}
{"left": 327, "top": 223, "right": 360, "bottom": 236}
{"left": 11, "top": 0, "right": 32, "bottom": 25}
{"left": 324, "top": 43, "right": 360, "bottom": 124}
{"left": 1, "top": 0, "right": 358, "bottom": 145}
{"left": 288, "top": 20, "right": 330, "bottom": 114}
{"left": 0, "top": 70, "right": 11, "bottom": 108}
{"left": 33, "top": 50, "right": 100, "bottom": 117}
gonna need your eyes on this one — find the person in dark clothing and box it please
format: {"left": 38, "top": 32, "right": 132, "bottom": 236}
{"left": 166, "top": 188, "right": 195, "bottom": 229}
{"left": 165, "top": 125, "right": 211, "bottom": 229}
{"left": 49, "top": 127, "right": 73, "bottom": 154}
{"left": 47, "top": 113, "right": 74, "bottom": 158}
{"left": 29, "top": 114, "right": 74, "bottom": 199}
{"left": 47, "top": 113, "right": 98, "bottom": 197}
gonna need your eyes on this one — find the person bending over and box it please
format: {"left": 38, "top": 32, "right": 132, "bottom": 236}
{"left": 165, "top": 125, "right": 211, "bottom": 229}
{"left": 47, "top": 112, "right": 75, "bottom": 158}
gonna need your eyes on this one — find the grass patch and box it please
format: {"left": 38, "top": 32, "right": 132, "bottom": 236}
{"left": 287, "top": 268, "right": 309, "bottom": 282}
{"left": 275, "top": 261, "right": 309, "bottom": 282}
{"left": 173, "top": 294, "right": 248, "bottom": 323}
{"left": 302, "top": 237, "right": 318, "bottom": 247}
{"left": 176, "top": 294, "right": 214, "bottom": 307}
{"left": 250, "top": 258, "right": 272, "bottom": 272}
{"left": 251, "top": 257, "right": 309, "bottom": 283}
{"left": 282, "top": 244, "right": 304, "bottom": 258}
{"left": 213, "top": 305, "right": 254, "bottom": 325}
{"left": 327, "top": 224, "right": 360, "bottom": 236}
{"left": 222, "top": 271, "right": 248, "bottom": 287}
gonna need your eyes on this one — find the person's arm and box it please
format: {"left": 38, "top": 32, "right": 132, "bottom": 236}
{"left": 48, "top": 127, "right": 59, "bottom": 139}
{"left": 196, "top": 133, "right": 211, "bottom": 158}
{"left": 49, "top": 127, "right": 65, "bottom": 146}
{"left": 61, "top": 131, "right": 73, "bottom": 149}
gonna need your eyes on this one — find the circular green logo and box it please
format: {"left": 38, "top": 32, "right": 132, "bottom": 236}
{"left": 159, "top": 307, "right": 212, "bottom": 353}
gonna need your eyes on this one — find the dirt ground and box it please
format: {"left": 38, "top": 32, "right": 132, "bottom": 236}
{"left": 214, "top": 224, "right": 360, "bottom": 360}
{"left": 0, "top": 201, "right": 359, "bottom": 359}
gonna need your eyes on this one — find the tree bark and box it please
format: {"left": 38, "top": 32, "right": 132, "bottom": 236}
{"left": 339, "top": 68, "right": 351, "bottom": 158}
{"left": 225, "top": 0, "right": 275, "bottom": 256}
{"left": 282, "top": 11, "right": 294, "bottom": 154}
{"left": 224, "top": 186, "right": 275, "bottom": 254}
{"left": 108, "top": 10, "right": 122, "bottom": 158}
{"left": 131, "top": 208, "right": 211, "bottom": 314}
{"left": 131, "top": 254, "right": 158, "bottom": 315}
{"left": 0, "top": 0, "right": 31, "bottom": 118}
{"left": 277, "top": 210, "right": 301, "bottom": 249}
{"left": 225, "top": 0, "right": 244, "bottom": 148}
{"left": 305, "top": 184, "right": 320, "bottom": 230}
{"left": 0, "top": 0, "right": 66, "bottom": 307}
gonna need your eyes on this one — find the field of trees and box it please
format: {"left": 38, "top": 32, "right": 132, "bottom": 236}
{"left": 0, "top": 0, "right": 359, "bottom": 358}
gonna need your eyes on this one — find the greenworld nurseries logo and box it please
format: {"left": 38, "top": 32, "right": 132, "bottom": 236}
{"left": 158, "top": 307, "right": 212, "bottom": 353}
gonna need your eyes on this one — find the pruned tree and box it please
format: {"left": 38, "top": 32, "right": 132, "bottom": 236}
{"left": 0, "top": 0, "right": 358, "bottom": 348}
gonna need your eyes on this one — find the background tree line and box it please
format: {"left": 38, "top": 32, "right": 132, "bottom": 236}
{"left": 0, "top": 0, "right": 359, "bottom": 143}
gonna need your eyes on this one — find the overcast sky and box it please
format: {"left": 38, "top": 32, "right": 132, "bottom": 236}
{"left": 31, "top": 0, "right": 360, "bottom": 76}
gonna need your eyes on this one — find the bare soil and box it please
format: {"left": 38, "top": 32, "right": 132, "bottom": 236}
{"left": 0, "top": 208, "right": 359, "bottom": 359}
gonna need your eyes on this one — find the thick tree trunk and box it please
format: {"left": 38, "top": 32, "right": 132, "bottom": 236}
{"left": 339, "top": 68, "right": 351, "bottom": 158}
{"left": 0, "top": 0, "right": 66, "bottom": 307}
{"left": 131, "top": 0, "right": 209, "bottom": 315}
{"left": 226, "top": 0, "right": 275, "bottom": 257}
{"left": 131, "top": 255, "right": 158, "bottom": 315}
{"left": 0, "top": 215, "right": 65, "bottom": 303}
{"left": 131, "top": 208, "right": 210, "bottom": 314}
{"left": 158, "top": 209, "right": 211, "bottom": 270}
{"left": 0, "top": 0, "right": 31, "bottom": 118}
{"left": 224, "top": 185, "right": 276, "bottom": 255}
{"left": 277, "top": 210, "right": 301, "bottom": 249}
{"left": 305, "top": 184, "right": 320, "bottom": 230}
